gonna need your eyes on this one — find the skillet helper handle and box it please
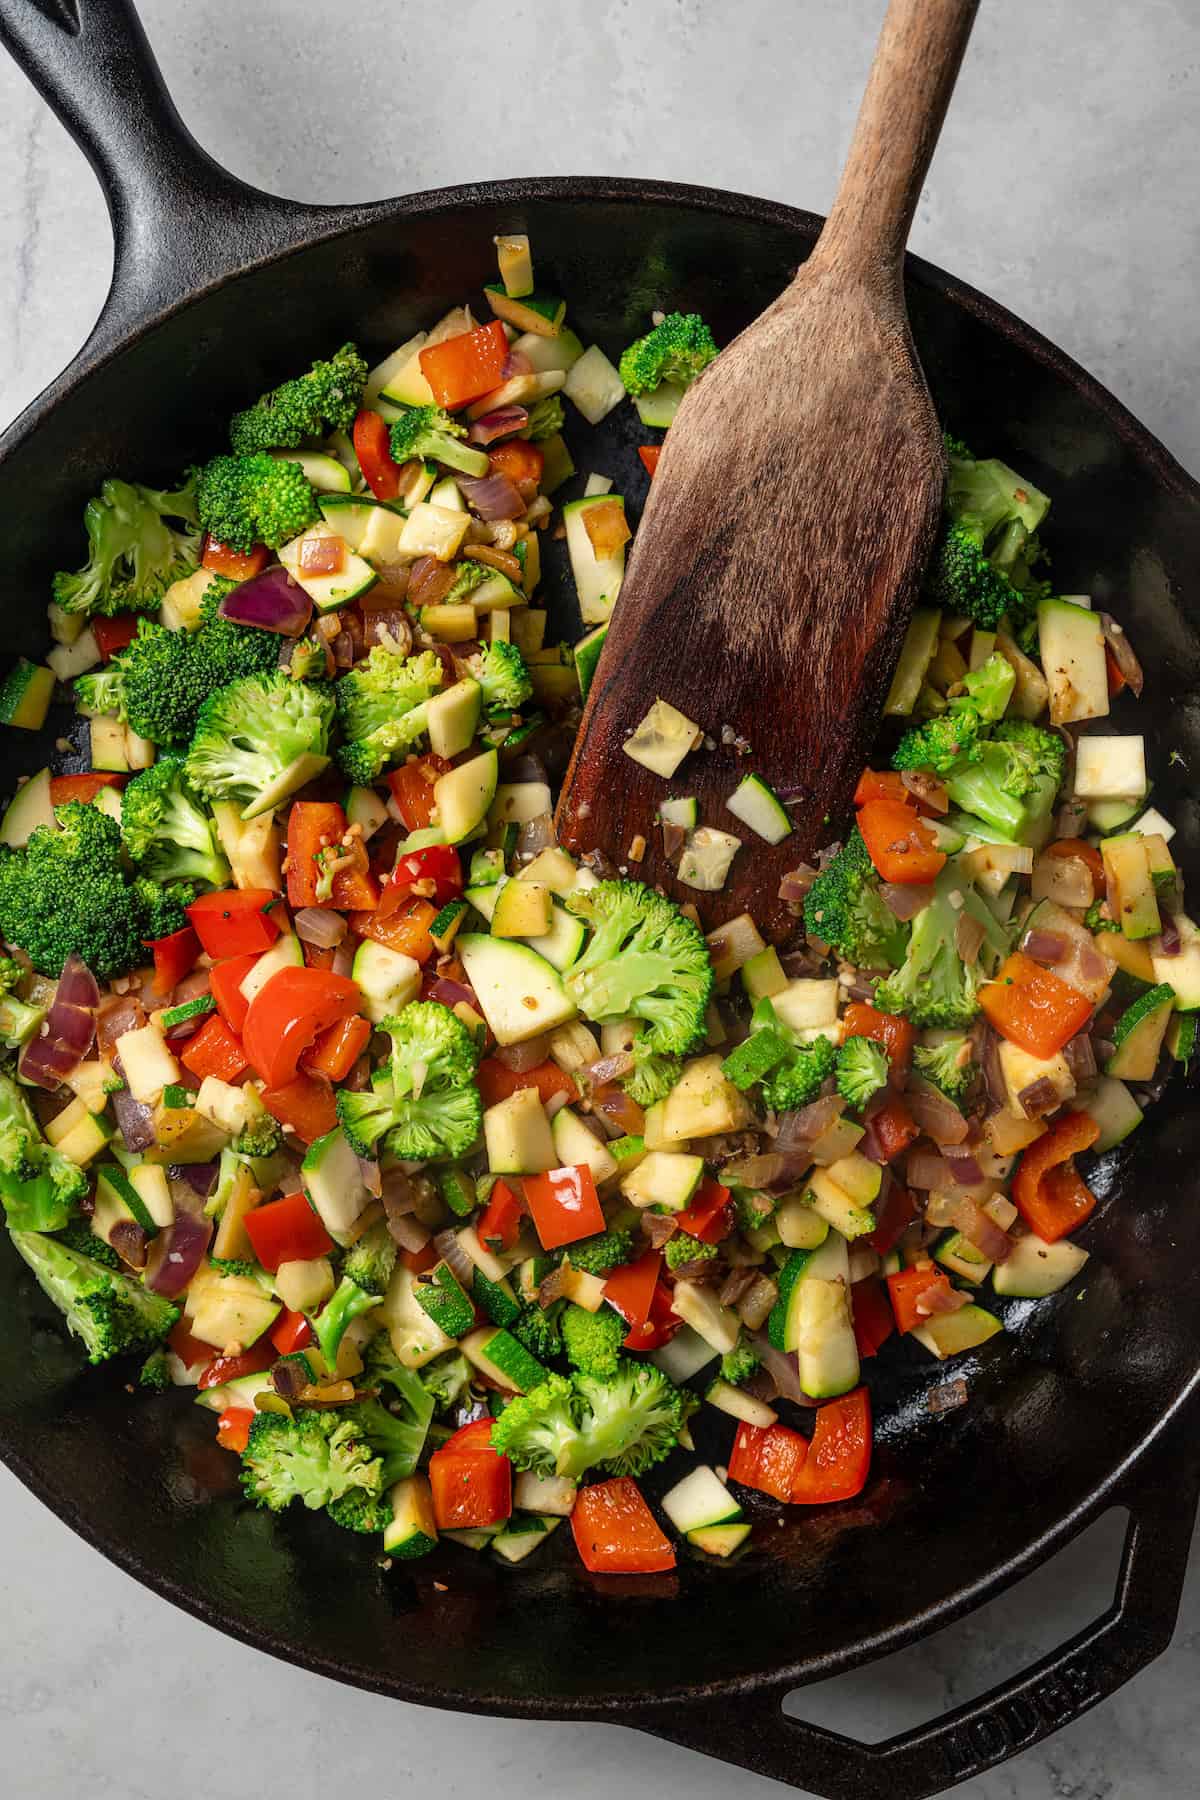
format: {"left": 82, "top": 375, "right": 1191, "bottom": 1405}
{"left": 805, "top": 0, "right": 979, "bottom": 289}
{"left": 636, "top": 1418, "right": 1200, "bottom": 1800}
{"left": 0, "top": 0, "right": 314, "bottom": 351}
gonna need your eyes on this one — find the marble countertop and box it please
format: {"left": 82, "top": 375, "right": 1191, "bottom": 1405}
{"left": 1, "top": 3, "right": 1197, "bottom": 1796}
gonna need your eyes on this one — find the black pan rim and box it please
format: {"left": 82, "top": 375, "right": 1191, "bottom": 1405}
{"left": 1, "top": 168, "right": 1198, "bottom": 1717}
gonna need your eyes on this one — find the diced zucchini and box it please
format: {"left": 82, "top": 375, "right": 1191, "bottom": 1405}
{"left": 1073, "top": 736, "right": 1147, "bottom": 801}
{"left": 551, "top": 1107, "right": 618, "bottom": 1184}
{"left": 634, "top": 383, "right": 686, "bottom": 428}
{"left": 574, "top": 622, "right": 608, "bottom": 701}
{"left": 1106, "top": 982, "right": 1176, "bottom": 1081}
{"left": 434, "top": 751, "right": 499, "bottom": 844}
{"left": 655, "top": 1055, "right": 752, "bottom": 1143}
{"left": 704, "top": 1377, "right": 777, "bottom": 1428}
{"left": 934, "top": 1230, "right": 992, "bottom": 1286}
{"left": 383, "top": 1475, "right": 439, "bottom": 1558}
{"left": 398, "top": 502, "right": 470, "bottom": 563}
{"left": 483, "top": 1086, "right": 557, "bottom": 1174}
{"left": 0, "top": 659, "right": 55, "bottom": 731}
{"left": 911, "top": 1303, "right": 1003, "bottom": 1360}
{"left": 462, "top": 1324, "right": 547, "bottom": 1393}
{"left": 426, "top": 679, "right": 483, "bottom": 760}
{"left": 564, "top": 495, "right": 626, "bottom": 624}
{"left": 767, "top": 1231, "right": 848, "bottom": 1352}
{"left": 414, "top": 1261, "right": 475, "bottom": 1338}
{"left": 622, "top": 698, "right": 701, "bottom": 779}
{"left": 48, "top": 628, "right": 100, "bottom": 682}
{"left": 379, "top": 1265, "right": 454, "bottom": 1368}
{"left": 491, "top": 879, "right": 553, "bottom": 939}
{"left": 301, "top": 1128, "right": 371, "bottom": 1239}
{"left": 492, "top": 235, "right": 534, "bottom": 299}
{"left": 775, "top": 1196, "right": 831, "bottom": 1250}
{"left": 742, "top": 946, "right": 787, "bottom": 1000}
{"left": 677, "top": 827, "right": 741, "bottom": 892}
{"left": 1, "top": 768, "right": 56, "bottom": 848}
{"left": 492, "top": 1514, "right": 562, "bottom": 1564}
{"left": 278, "top": 523, "right": 377, "bottom": 612}
{"left": 114, "top": 1022, "right": 179, "bottom": 1106}
{"left": 562, "top": 344, "right": 626, "bottom": 424}
{"left": 1037, "top": 598, "right": 1109, "bottom": 725}
{"left": 619, "top": 1149, "right": 704, "bottom": 1212}
{"left": 805, "top": 1168, "right": 875, "bottom": 1240}
{"left": 1071, "top": 1075, "right": 1142, "bottom": 1151}
{"left": 484, "top": 284, "right": 565, "bottom": 336}
{"left": 884, "top": 609, "right": 941, "bottom": 715}
{"left": 992, "top": 1233, "right": 1088, "bottom": 1298}
{"left": 650, "top": 1324, "right": 718, "bottom": 1385}
{"left": 511, "top": 328, "right": 584, "bottom": 375}
{"left": 1101, "top": 834, "right": 1160, "bottom": 940}
{"left": 670, "top": 1281, "right": 740, "bottom": 1354}
{"left": 772, "top": 979, "right": 839, "bottom": 1031}
{"left": 725, "top": 773, "right": 792, "bottom": 844}
{"left": 239, "top": 932, "right": 304, "bottom": 1004}
{"left": 998, "top": 1040, "right": 1076, "bottom": 1117}
{"left": 458, "top": 934, "right": 576, "bottom": 1045}
{"left": 661, "top": 1464, "right": 743, "bottom": 1535}
{"left": 1151, "top": 913, "right": 1200, "bottom": 1011}
{"left": 796, "top": 1275, "right": 860, "bottom": 1399}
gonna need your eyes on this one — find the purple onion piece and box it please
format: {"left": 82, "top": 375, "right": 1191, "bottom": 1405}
{"left": 112, "top": 1086, "right": 156, "bottom": 1154}
{"left": 456, "top": 470, "right": 525, "bottom": 521}
{"left": 467, "top": 405, "right": 529, "bottom": 445}
{"left": 144, "top": 1210, "right": 212, "bottom": 1299}
{"left": 173, "top": 1161, "right": 219, "bottom": 1200}
{"left": 19, "top": 952, "right": 99, "bottom": 1091}
{"left": 218, "top": 565, "right": 313, "bottom": 637}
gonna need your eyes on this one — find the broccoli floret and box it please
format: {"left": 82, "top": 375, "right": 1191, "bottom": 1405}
{"left": 559, "top": 1228, "right": 635, "bottom": 1277}
{"left": 0, "top": 803, "right": 147, "bottom": 979}
{"left": 893, "top": 708, "right": 984, "bottom": 778}
{"left": 313, "top": 1275, "right": 382, "bottom": 1369}
{"left": 388, "top": 406, "right": 490, "bottom": 479}
{"left": 121, "top": 755, "right": 229, "bottom": 888}
{"left": 361, "top": 1331, "right": 439, "bottom": 1429}
{"left": 720, "top": 1339, "right": 761, "bottom": 1386}
{"left": 334, "top": 648, "right": 444, "bottom": 783}
{"left": 618, "top": 313, "right": 718, "bottom": 397}
{"left": 524, "top": 394, "right": 564, "bottom": 440}
{"left": 419, "top": 1350, "right": 474, "bottom": 1411}
{"left": 835, "top": 1037, "right": 889, "bottom": 1112}
{"left": 560, "top": 1303, "right": 626, "bottom": 1377}
{"left": 0, "top": 990, "right": 46, "bottom": 1051}
{"left": 625, "top": 1037, "right": 682, "bottom": 1107}
{"left": 731, "top": 1187, "right": 775, "bottom": 1234}
{"left": 469, "top": 640, "right": 533, "bottom": 715}
{"left": 336, "top": 1001, "right": 482, "bottom": 1162}
{"left": 1084, "top": 900, "right": 1120, "bottom": 935}
{"left": 75, "top": 665, "right": 128, "bottom": 721}
{"left": 230, "top": 1092, "right": 283, "bottom": 1159}
{"left": 511, "top": 1304, "right": 563, "bottom": 1361}
{"left": 132, "top": 876, "right": 195, "bottom": 943}
{"left": 0, "top": 1073, "right": 88, "bottom": 1230}
{"left": 564, "top": 880, "right": 712, "bottom": 1054}
{"left": 943, "top": 721, "right": 1066, "bottom": 845}
{"left": 185, "top": 670, "right": 335, "bottom": 815}
{"left": 664, "top": 1232, "right": 718, "bottom": 1270}
{"left": 803, "top": 829, "right": 911, "bottom": 970}
{"left": 346, "top": 1393, "right": 432, "bottom": 1486}
{"left": 960, "top": 652, "right": 1017, "bottom": 722}
{"left": 9, "top": 1230, "right": 179, "bottom": 1362}
{"left": 229, "top": 344, "right": 367, "bottom": 454}
{"left": 925, "top": 443, "right": 1051, "bottom": 630}
{"left": 196, "top": 454, "right": 319, "bottom": 553}
{"left": 925, "top": 518, "right": 1033, "bottom": 631}
{"left": 138, "top": 1348, "right": 172, "bottom": 1389}
{"left": 912, "top": 1035, "right": 974, "bottom": 1102}
{"left": 0, "top": 957, "right": 23, "bottom": 995}
{"left": 759, "top": 1034, "right": 837, "bottom": 1113}
{"left": 444, "top": 561, "right": 491, "bottom": 603}
{"left": 491, "top": 1359, "right": 687, "bottom": 1479}
{"left": 325, "top": 1487, "right": 393, "bottom": 1534}
{"left": 342, "top": 1220, "right": 398, "bottom": 1299}
{"left": 52, "top": 474, "right": 200, "bottom": 616}
{"left": 88, "top": 598, "right": 280, "bottom": 750}
{"left": 209, "top": 1256, "right": 257, "bottom": 1279}
{"left": 874, "top": 864, "right": 1011, "bottom": 1028}
{"left": 239, "top": 1408, "right": 380, "bottom": 1513}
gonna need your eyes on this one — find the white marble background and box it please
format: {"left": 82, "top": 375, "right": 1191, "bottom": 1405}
{"left": 0, "top": 2, "right": 1198, "bottom": 1796}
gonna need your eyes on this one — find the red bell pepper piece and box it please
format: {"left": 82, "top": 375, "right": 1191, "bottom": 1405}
{"left": 244, "top": 1189, "right": 335, "bottom": 1273}
{"left": 301, "top": 1013, "right": 371, "bottom": 1084}
{"left": 242, "top": 966, "right": 362, "bottom": 1089}
{"left": 384, "top": 843, "right": 464, "bottom": 910}
{"left": 853, "top": 768, "right": 913, "bottom": 809}
{"left": 675, "top": 1177, "right": 733, "bottom": 1244}
{"left": 869, "top": 1096, "right": 920, "bottom": 1162}
{"left": 727, "top": 1421, "right": 809, "bottom": 1503}
{"left": 791, "top": 1388, "right": 872, "bottom": 1505}
{"left": 402, "top": 1239, "right": 439, "bottom": 1275}
{"left": 209, "top": 952, "right": 260, "bottom": 1035}
{"left": 1012, "top": 1109, "right": 1100, "bottom": 1241}
{"left": 571, "top": 1477, "right": 675, "bottom": 1574}
{"left": 476, "top": 1058, "right": 576, "bottom": 1109}
{"left": 91, "top": 613, "right": 140, "bottom": 661}
{"left": 270, "top": 1308, "right": 314, "bottom": 1355}
{"left": 260, "top": 1071, "right": 338, "bottom": 1144}
{"left": 49, "top": 771, "right": 127, "bottom": 806}
{"left": 428, "top": 1428, "right": 512, "bottom": 1530}
{"left": 145, "top": 924, "right": 201, "bottom": 997}
{"left": 286, "top": 800, "right": 379, "bottom": 912}
{"left": 887, "top": 1264, "right": 954, "bottom": 1335}
{"left": 488, "top": 439, "right": 544, "bottom": 485}
{"left": 418, "top": 320, "right": 509, "bottom": 410}
{"left": 842, "top": 1000, "right": 914, "bottom": 1072}
{"left": 852, "top": 1276, "right": 896, "bottom": 1359}
{"left": 523, "top": 1164, "right": 605, "bottom": 1251}
{"left": 198, "top": 1341, "right": 276, "bottom": 1391}
{"left": 216, "top": 1407, "right": 255, "bottom": 1453}
{"left": 980, "top": 952, "right": 1095, "bottom": 1059}
{"left": 180, "top": 1013, "right": 249, "bottom": 1083}
{"left": 637, "top": 445, "right": 661, "bottom": 478}
{"left": 1104, "top": 644, "right": 1127, "bottom": 697}
{"left": 477, "top": 1178, "right": 524, "bottom": 1254}
{"left": 623, "top": 1281, "right": 681, "bottom": 1352}
{"left": 867, "top": 1179, "right": 918, "bottom": 1253}
{"left": 352, "top": 407, "right": 404, "bottom": 501}
{"left": 349, "top": 897, "right": 437, "bottom": 964}
{"left": 602, "top": 1250, "right": 662, "bottom": 1333}
{"left": 1045, "top": 837, "right": 1106, "bottom": 891}
{"left": 201, "top": 536, "right": 270, "bottom": 580}
{"left": 386, "top": 757, "right": 450, "bottom": 832}
{"left": 168, "top": 1317, "right": 216, "bottom": 1371}
{"left": 186, "top": 889, "right": 282, "bottom": 958}
{"left": 857, "top": 798, "right": 946, "bottom": 885}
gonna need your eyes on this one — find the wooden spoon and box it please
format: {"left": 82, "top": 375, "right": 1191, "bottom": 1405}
{"left": 556, "top": 0, "right": 979, "bottom": 938}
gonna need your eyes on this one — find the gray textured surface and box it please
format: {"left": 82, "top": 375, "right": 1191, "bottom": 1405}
{"left": 0, "top": 2, "right": 1198, "bottom": 1796}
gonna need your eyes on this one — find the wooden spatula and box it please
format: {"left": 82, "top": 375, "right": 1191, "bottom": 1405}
{"left": 556, "top": 0, "right": 979, "bottom": 938}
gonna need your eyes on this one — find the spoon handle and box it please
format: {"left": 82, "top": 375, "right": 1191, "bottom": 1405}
{"left": 808, "top": 0, "right": 979, "bottom": 289}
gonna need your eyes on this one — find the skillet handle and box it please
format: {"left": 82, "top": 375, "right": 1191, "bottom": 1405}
{"left": 0, "top": 0, "right": 340, "bottom": 359}
{"left": 634, "top": 1418, "right": 1200, "bottom": 1800}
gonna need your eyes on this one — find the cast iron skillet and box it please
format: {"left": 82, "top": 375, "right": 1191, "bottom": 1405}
{"left": 0, "top": 4, "right": 1197, "bottom": 1796}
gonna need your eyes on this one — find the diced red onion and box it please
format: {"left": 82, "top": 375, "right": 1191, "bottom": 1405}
{"left": 1099, "top": 613, "right": 1144, "bottom": 697}
{"left": 495, "top": 1031, "right": 555, "bottom": 1074}
{"left": 218, "top": 566, "right": 312, "bottom": 637}
{"left": 1078, "top": 940, "right": 1113, "bottom": 983}
{"left": 144, "top": 1210, "right": 212, "bottom": 1299}
{"left": 387, "top": 1213, "right": 430, "bottom": 1253}
{"left": 331, "top": 943, "right": 356, "bottom": 980}
{"left": 719, "top": 1151, "right": 787, "bottom": 1189}
{"left": 900, "top": 771, "right": 949, "bottom": 814}
{"left": 381, "top": 1167, "right": 418, "bottom": 1219}
{"left": 173, "top": 1161, "right": 219, "bottom": 1202}
{"left": 1056, "top": 797, "right": 1089, "bottom": 838}
{"left": 456, "top": 471, "right": 525, "bottom": 521}
{"left": 719, "top": 1268, "right": 759, "bottom": 1310}
{"left": 749, "top": 1331, "right": 810, "bottom": 1403}
{"left": 1063, "top": 1033, "right": 1097, "bottom": 1083}
{"left": 112, "top": 1085, "right": 156, "bottom": 1153}
{"left": 951, "top": 1196, "right": 1012, "bottom": 1264}
{"left": 641, "top": 1212, "right": 679, "bottom": 1250}
{"left": 468, "top": 406, "right": 529, "bottom": 445}
{"left": 502, "top": 349, "right": 533, "bottom": 380}
{"left": 1021, "top": 927, "right": 1070, "bottom": 967}
{"left": 882, "top": 882, "right": 935, "bottom": 921}
{"left": 508, "top": 752, "right": 548, "bottom": 785}
{"left": 955, "top": 910, "right": 987, "bottom": 965}
{"left": 778, "top": 865, "right": 819, "bottom": 904}
{"left": 775, "top": 1094, "right": 844, "bottom": 1152}
{"left": 917, "top": 1281, "right": 969, "bottom": 1317}
{"left": 408, "top": 556, "right": 457, "bottom": 607}
{"left": 1016, "top": 1076, "right": 1062, "bottom": 1119}
{"left": 663, "top": 821, "right": 687, "bottom": 863}
{"left": 295, "top": 907, "right": 347, "bottom": 949}
{"left": 906, "top": 1148, "right": 957, "bottom": 1190}
{"left": 272, "top": 1357, "right": 309, "bottom": 1401}
{"left": 433, "top": 1228, "right": 476, "bottom": 1287}
{"left": 859, "top": 1117, "right": 887, "bottom": 1165}
{"left": 582, "top": 1050, "right": 635, "bottom": 1086}
{"left": 942, "top": 1144, "right": 985, "bottom": 1185}
{"left": 110, "top": 1221, "right": 149, "bottom": 1270}
{"left": 928, "top": 1377, "right": 970, "bottom": 1415}
{"left": 515, "top": 813, "right": 556, "bottom": 862}
{"left": 906, "top": 1075, "right": 969, "bottom": 1145}
{"left": 537, "top": 1263, "right": 573, "bottom": 1308}
{"left": 1157, "top": 916, "right": 1182, "bottom": 957}
{"left": 590, "top": 1082, "right": 645, "bottom": 1139}
{"left": 19, "top": 952, "right": 99, "bottom": 1090}
{"left": 429, "top": 976, "right": 477, "bottom": 1011}
{"left": 737, "top": 1274, "right": 779, "bottom": 1332}
{"left": 361, "top": 607, "right": 413, "bottom": 655}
